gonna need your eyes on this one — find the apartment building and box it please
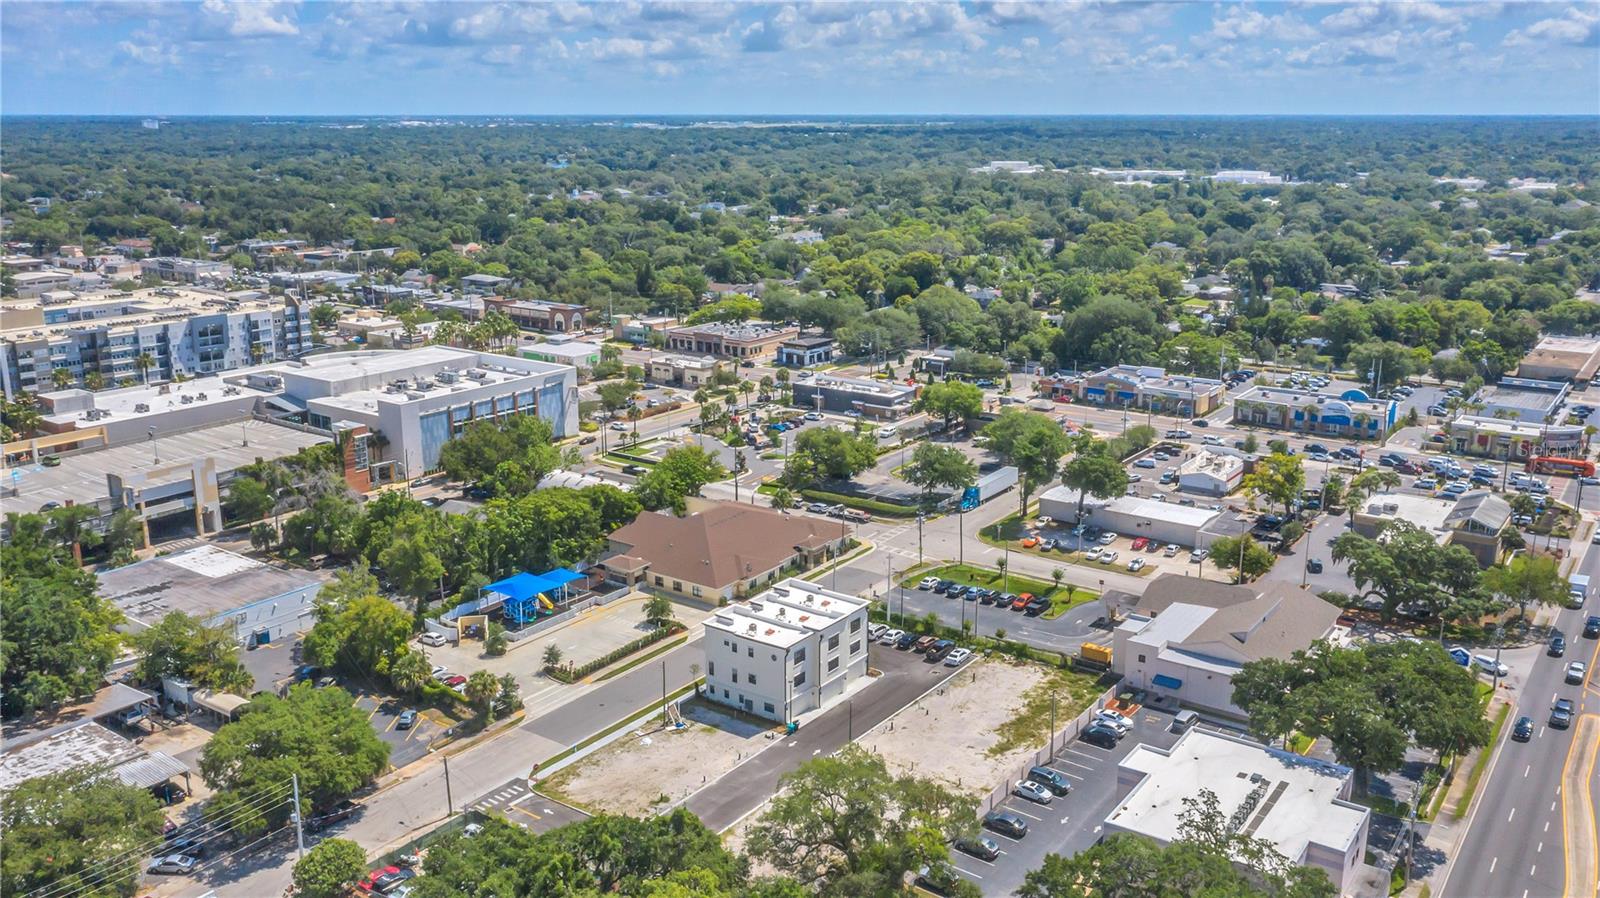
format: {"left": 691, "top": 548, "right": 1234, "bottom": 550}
{"left": 703, "top": 578, "right": 870, "bottom": 723}
{"left": 0, "top": 288, "right": 313, "bottom": 399}
{"left": 138, "top": 257, "right": 232, "bottom": 285}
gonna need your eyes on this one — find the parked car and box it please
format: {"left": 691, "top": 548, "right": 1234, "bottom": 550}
{"left": 914, "top": 635, "right": 939, "bottom": 653}
{"left": 1027, "top": 766, "right": 1073, "bottom": 796}
{"left": 916, "top": 576, "right": 940, "bottom": 591}
{"left": 983, "top": 810, "right": 1029, "bottom": 839}
{"left": 1163, "top": 543, "right": 1180, "bottom": 557}
{"left": 867, "top": 623, "right": 888, "bottom": 640}
{"left": 1306, "top": 559, "right": 1324, "bottom": 574}
{"left": 895, "top": 632, "right": 918, "bottom": 650}
{"left": 944, "top": 647, "right": 972, "bottom": 667}
{"left": 1099, "top": 550, "right": 1119, "bottom": 565}
{"left": 1550, "top": 636, "right": 1567, "bottom": 657}
{"left": 1080, "top": 724, "right": 1121, "bottom": 749}
{"left": 1190, "top": 548, "right": 1209, "bottom": 563}
{"left": 954, "top": 835, "right": 1001, "bottom": 861}
{"left": 1094, "top": 708, "right": 1132, "bottom": 730}
{"left": 1010, "top": 593, "right": 1032, "bottom": 611}
{"left": 1134, "top": 458, "right": 1157, "bottom": 469}
{"left": 1084, "top": 546, "right": 1104, "bottom": 562}
{"left": 1472, "top": 655, "right": 1509, "bottom": 677}
{"left": 1567, "top": 661, "right": 1588, "bottom": 685}
{"left": 1012, "top": 780, "right": 1053, "bottom": 804}
{"left": 1512, "top": 715, "right": 1535, "bottom": 742}
{"left": 933, "top": 579, "right": 955, "bottom": 594}
{"left": 926, "top": 640, "right": 955, "bottom": 662}
{"left": 1024, "top": 596, "right": 1051, "bottom": 616}
{"left": 1097, "top": 531, "right": 1117, "bottom": 545}
{"left": 1127, "top": 557, "right": 1146, "bottom": 572}
{"left": 879, "top": 628, "right": 905, "bottom": 646}
{"left": 418, "top": 631, "right": 447, "bottom": 647}
{"left": 946, "top": 585, "right": 968, "bottom": 600}
{"left": 443, "top": 675, "right": 468, "bottom": 688}
{"left": 396, "top": 709, "right": 419, "bottom": 730}
{"left": 148, "top": 855, "right": 200, "bottom": 876}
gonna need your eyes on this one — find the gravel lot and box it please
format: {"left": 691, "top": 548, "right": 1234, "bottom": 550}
{"left": 858, "top": 658, "right": 1047, "bottom": 797}
{"left": 538, "top": 697, "right": 779, "bottom": 816}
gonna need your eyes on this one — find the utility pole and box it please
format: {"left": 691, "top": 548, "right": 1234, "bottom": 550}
{"left": 661, "top": 659, "right": 668, "bottom": 720}
{"left": 917, "top": 513, "right": 925, "bottom": 564}
{"left": 291, "top": 773, "right": 305, "bottom": 861}
{"left": 443, "top": 755, "right": 454, "bottom": 816}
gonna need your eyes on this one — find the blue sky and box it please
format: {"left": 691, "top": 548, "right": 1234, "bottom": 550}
{"left": 3, "top": 1, "right": 1597, "bottom": 115}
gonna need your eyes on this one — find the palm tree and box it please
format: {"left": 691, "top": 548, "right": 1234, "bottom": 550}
{"left": 738, "top": 380, "right": 754, "bottom": 409}
{"left": 135, "top": 353, "right": 155, "bottom": 385}
{"left": 769, "top": 486, "right": 796, "bottom": 511}
{"left": 389, "top": 650, "right": 431, "bottom": 697}
{"left": 759, "top": 374, "right": 775, "bottom": 401}
{"left": 84, "top": 371, "right": 106, "bottom": 391}
{"left": 627, "top": 405, "right": 642, "bottom": 444}
{"left": 47, "top": 504, "right": 102, "bottom": 566}
{"left": 51, "top": 367, "right": 73, "bottom": 390}
{"left": 464, "top": 670, "right": 500, "bottom": 721}
{"left": 775, "top": 368, "right": 791, "bottom": 402}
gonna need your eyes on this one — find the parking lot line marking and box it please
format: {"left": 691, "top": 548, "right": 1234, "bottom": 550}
{"left": 384, "top": 716, "right": 399, "bottom": 733}
{"left": 987, "top": 832, "right": 1022, "bottom": 843}
{"left": 1510, "top": 808, "right": 1516, "bottom": 822}
{"left": 1527, "top": 765, "right": 1532, "bottom": 777}
{"left": 510, "top": 805, "right": 542, "bottom": 823}
{"left": 1490, "top": 857, "right": 1498, "bottom": 874}
{"left": 952, "top": 866, "right": 983, "bottom": 880}
{"left": 1053, "top": 757, "right": 1096, "bottom": 772}
{"left": 1003, "top": 805, "right": 1042, "bottom": 821}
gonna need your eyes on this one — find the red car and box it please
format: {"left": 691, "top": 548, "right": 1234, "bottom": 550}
{"left": 1010, "top": 593, "right": 1033, "bottom": 611}
{"left": 443, "top": 675, "right": 468, "bottom": 688}
{"left": 357, "top": 866, "right": 401, "bottom": 892}
{"left": 1130, "top": 537, "right": 1149, "bottom": 551}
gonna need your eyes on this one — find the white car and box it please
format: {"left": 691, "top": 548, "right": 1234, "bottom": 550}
{"left": 418, "top": 631, "right": 447, "bottom": 647}
{"left": 609, "top": 421, "right": 628, "bottom": 431}
{"left": 1201, "top": 434, "right": 1223, "bottom": 445}
{"left": 430, "top": 666, "right": 450, "bottom": 681}
{"left": 1127, "top": 557, "right": 1146, "bottom": 572}
{"left": 879, "top": 628, "right": 905, "bottom": 645}
{"left": 1012, "top": 780, "right": 1053, "bottom": 804}
{"left": 918, "top": 576, "right": 941, "bottom": 590}
{"left": 1094, "top": 708, "right": 1132, "bottom": 728}
{"left": 1099, "top": 550, "right": 1119, "bottom": 565}
{"left": 1567, "top": 661, "right": 1588, "bottom": 684}
{"left": 867, "top": 623, "right": 888, "bottom": 640}
{"left": 1098, "top": 531, "right": 1117, "bottom": 545}
{"left": 1163, "top": 543, "right": 1180, "bottom": 557}
{"left": 1472, "top": 654, "right": 1509, "bottom": 677}
{"left": 877, "top": 427, "right": 898, "bottom": 439}
{"left": 1084, "top": 546, "right": 1104, "bottom": 562}
{"left": 1190, "top": 548, "right": 1210, "bottom": 563}
{"left": 804, "top": 411, "right": 823, "bottom": 421}
{"left": 944, "top": 647, "right": 972, "bottom": 667}
{"left": 1036, "top": 516, "right": 1054, "bottom": 527}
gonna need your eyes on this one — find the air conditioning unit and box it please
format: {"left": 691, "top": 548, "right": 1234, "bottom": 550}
{"left": 134, "top": 403, "right": 149, "bottom": 412}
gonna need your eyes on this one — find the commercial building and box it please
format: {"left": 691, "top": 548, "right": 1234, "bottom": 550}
{"left": 647, "top": 354, "right": 728, "bottom": 388}
{"left": 0, "top": 721, "right": 190, "bottom": 797}
{"left": 97, "top": 544, "right": 323, "bottom": 641}
{"left": 461, "top": 272, "right": 513, "bottom": 293}
{"left": 276, "top": 346, "right": 578, "bottom": 478}
{"left": 1231, "top": 386, "right": 1395, "bottom": 440}
{"left": 613, "top": 314, "right": 678, "bottom": 344}
{"left": 1445, "top": 415, "right": 1585, "bottom": 460}
{"left": 775, "top": 335, "right": 836, "bottom": 368}
{"left": 602, "top": 502, "right": 850, "bottom": 602}
{"left": 138, "top": 257, "right": 232, "bottom": 285}
{"left": 1107, "top": 728, "right": 1370, "bottom": 896}
{"left": 521, "top": 338, "right": 604, "bottom": 377}
{"left": 0, "top": 287, "right": 313, "bottom": 399}
{"left": 1036, "top": 489, "right": 1243, "bottom": 549}
{"left": 1059, "top": 365, "right": 1226, "bottom": 417}
{"left": 1476, "top": 377, "right": 1570, "bottom": 424}
{"left": 791, "top": 375, "right": 919, "bottom": 420}
{"left": 703, "top": 578, "right": 870, "bottom": 723}
{"left": 1211, "top": 169, "right": 1284, "bottom": 185}
{"left": 665, "top": 321, "right": 800, "bottom": 361}
{"left": 1111, "top": 575, "right": 1341, "bottom": 717}
{"left": 485, "top": 298, "right": 586, "bottom": 334}
{"left": 10, "top": 269, "right": 74, "bottom": 297}
{"left": 1176, "top": 450, "right": 1245, "bottom": 496}
{"left": 1510, "top": 332, "right": 1600, "bottom": 380}
{"left": 1351, "top": 490, "right": 1510, "bottom": 568}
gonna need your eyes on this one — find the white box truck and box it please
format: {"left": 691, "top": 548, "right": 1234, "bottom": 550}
{"left": 1569, "top": 573, "right": 1589, "bottom": 608}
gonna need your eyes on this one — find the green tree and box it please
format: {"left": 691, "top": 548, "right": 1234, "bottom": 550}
{"left": 292, "top": 838, "right": 368, "bottom": 898}
{"left": 635, "top": 445, "right": 728, "bottom": 514}
{"left": 1482, "top": 553, "right": 1568, "bottom": 621}
{"left": 916, "top": 380, "right": 983, "bottom": 439}
{"left": 438, "top": 415, "right": 561, "bottom": 497}
{"left": 0, "top": 525, "right": 122, "bottom": 715}
{"left": 1331, "top": 521, "right": 1485, "bottom": 620}
{"left": 901, "top": 442, "right": 977, "bottom": 510}
{"left": 129, "top": 611, "right": 253, "bottom": 693}
{"left": 769, "top": 485, "right": 797, "bottom": 511}
{"left": 388, "top": 648, "right": 432, "bottom": 697}
{"left": 1241, "top": 452, "right": 1306, "bottom": 519}
{"left": 748, "top": 744, "right": 976, "bottom": 892}
{"left": 1058, "top": 444, "right": 1129, "bottom": 522}
{"left": 464, "top": 670, "right": 500, "bottom": 720}
{"left": 225, "top": 476, "right": 275, "bottom": 524}
{"left": 645, "top": 594, "right": 677, "bottom": 627}
{"left": 378, "top": 511, "right": 447, "bottom": 615}
{"left": 0, "top": 771, "right": 166, "bottom": 898}
{"left": 542, "top": 643, "right": 564, "bottom": 668}
{"left": 200, "top": 683, "right": 389, "bottom": 834}
{"left": 984, "top": 410, "right": 1073, "bottom": 521}
{"left": 785, "top": 427, "right": 878, "bottom": 487}
{"left": 1345, "top": 468, "right": 1401, "bottom": 526}
{"left": 303, "top": 594, "right": 413, "bottom": 677}
{"left": 1232, "top": 640, "right": 1489, "bottom": 792}
{"left": 1206, "top": 535, "right": 1277, "bottom": 582}
{"left": 47, "top": 503, "right": 103, "bottom": 566}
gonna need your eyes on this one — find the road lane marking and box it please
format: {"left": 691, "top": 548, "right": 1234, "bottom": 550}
{"left": 1527, "top": 764, "right": 1533, "bottom": 777}
{"left": 1539, "top": 841, "right": 1544, "bottom": 853}
{"left": 1510, "top": 808, "right": 1517, "bottom": 822}
{"left": 1491, "top": 857, "right": 1498, "bottom": 873}
{"left": 509, "top": 805, "right": 543, "bottom": 824}
{"left": 1560, "top": 712, "right": 1600, "bottom": 898}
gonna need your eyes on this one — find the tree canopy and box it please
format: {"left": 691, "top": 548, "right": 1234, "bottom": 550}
{"left": 1, "top": 770, "right": 167, "bottom": 898}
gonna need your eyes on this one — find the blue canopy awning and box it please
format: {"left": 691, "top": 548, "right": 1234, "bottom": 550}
{"left": 540, "top": 568, "right": 584, "bottom": 588}
{"left": 1152, "top": 674, "right": 1184, "bottom": 690}
{"left": 482, "top": 572, "right": 560, "bottom": 602}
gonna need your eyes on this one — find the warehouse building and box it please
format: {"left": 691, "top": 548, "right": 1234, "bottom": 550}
{"left": 1036, "top": 488, "right": 1243, "bottom": 549}
{"left": 1517, "top": 335, "right": 1600, "bottom": 384}
{"left": 791, "top": 375, "right": 919, "bottom": 420}
{"left": 1476, "top": 377, "right": 1570, "bottom": 424}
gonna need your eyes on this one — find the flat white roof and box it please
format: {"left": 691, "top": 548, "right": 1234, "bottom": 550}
{"left": 1102, "top": 495, "right": 1223, "bottom": 528}
{"left": 1110, "top": 729, "right": 1368, "bottom": 863}
{"left": 1356, "top": 492, "right": 1455, "bottom": 536}
{"left": 1178, "top": 450, "right": 1243, "bottom": 480}
{"left": 707, "top": 605, "right": 810, "bottom": 649}
{"left": 525, "top": 340, "right": 603, "bottom": 359}
{"left": 41, "top": 376, "right": 276, "bottom": 427}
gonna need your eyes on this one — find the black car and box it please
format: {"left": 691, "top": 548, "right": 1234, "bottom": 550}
{"left": 1585, "top": 616, "right": 1600, "bottom": 638}
{"left": 1306, "top": 559, "right": 1324, "bottom": 574}
{"left": 926, "top": 639, "right": 955, "bottom": 662}
{"left": 933, "top": 579, "right": 954, "bottom": 594}
{"left": 1512, "top": 716, "right": 1534, "bottom": 742}
{"left": 983, "top": 810, "right": 1028, "bottom": 839}
{"left": 1024, "top": 597, "right": 1051, "bottom": 616}
{"left": 1552, "top": 699, "right": 1576, "bottom": 729}
{"left": 1080, "top": 724, "right": 1120, "bottom": 749}
{"left": 1027, "top": 765, "right": 1072, "bottom": 796}
{"left": 1550, "top": 636, "right": 1567, "bottom": 657}
{"left": 1305, "top": 443, "right": 1329, "bottom": 455}
{"left": 977, "top": 589, "right": 998, "bottom": 605}
{"left": 1191, "top": 418, "right": 1209, "bottom": 427}
{"left": 895, "top": 632, "right": 918, "bottom": 650}
{"left": 621, "top": 464, "right": 647, "bottom": 475}
{"left": 954, "top": 835, "right": 1001, "bottom": 861}
{"left": 307, "top": 800, "right": 362, "bottom": 832}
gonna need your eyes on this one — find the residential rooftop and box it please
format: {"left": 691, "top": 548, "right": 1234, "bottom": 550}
{"left": 0, "top": 722, "right": 188, "bottom": 793}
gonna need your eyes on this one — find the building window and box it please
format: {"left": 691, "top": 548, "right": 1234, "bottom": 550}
{"left": 731, "top": 669, "right": 738, "bottom": 683}
{"left": 1137, "top": 654, "right": 1145, "bottom": 663}
{"left": 828, "top": 634, "right": 840, "bottom": 650}
{"left": 672, "top": 581, "right": 682, "bottom": 592}
{"left": 748, "top": 647, "right": 754, "bottom": 658}
{"left": 850, "top": 618, "right": 861, "bottom": 633}
{"left": 748, "top": 674, "right": 757, "bottom": 685}
{"left": 654, "top": 575, "right": 664, "bottom": 587}
{"left": 793, "top": 671, "right": 806, "bottom": 687}
{"left": 850, "top": 641, "right": 860, "bottom": 655}
{"left": 708, "top": 661, "right": 715, "bottom": 676}
{"left": 692, "top": 585, "right": 703, "bottom": 598}
{"left": 764, "top": 702, "right": 775, "bottom": 715}
{"left": 793, "top": 647, "right": 806, "bottom": 664}
{"left": 828, "top": 658, "right": 840, "bottom": 673}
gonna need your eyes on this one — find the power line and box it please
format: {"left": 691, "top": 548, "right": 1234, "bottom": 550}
{"left": 28, "top": 779, "right": 297, "bottom": 898}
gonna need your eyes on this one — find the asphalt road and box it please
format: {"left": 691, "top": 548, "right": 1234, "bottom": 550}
{"left": 523, "top": 637, "right": 705, "bottom": 747}
{"left": 681, "top": 643, "right": 959, "bottom": 832}
{"left": 1439, "top": 542, "right": 1600, "bottom": 898}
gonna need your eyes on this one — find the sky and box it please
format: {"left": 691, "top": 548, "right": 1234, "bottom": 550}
{"left": 2, "top": 1, "right": 1597, "bottom": 116}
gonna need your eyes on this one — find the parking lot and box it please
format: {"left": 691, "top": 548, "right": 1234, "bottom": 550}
{"left": 467, "top": 778, "right": 590, "bottom": 834}
{"left": 951, "top": 706, "right": 1195, "bottom": 896}
{"left": 353, "top": 689, "right": 453, "bottom": 770}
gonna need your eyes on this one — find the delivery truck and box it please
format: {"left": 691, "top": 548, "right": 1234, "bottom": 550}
{"left": 961, "top": 466, "right": 1018, "bottom": 511}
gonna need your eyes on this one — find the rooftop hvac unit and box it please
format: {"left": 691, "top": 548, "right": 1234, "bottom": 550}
{"left": 436, "top": 370, "right": 460, "bottom": 383}
{"left": 404, "top": 391, "right": 425, "bottom": 400}
{"left": 134, "top": 403, "right": 149, "bottom": 413}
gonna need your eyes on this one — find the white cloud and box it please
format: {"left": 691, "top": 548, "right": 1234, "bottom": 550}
{"left": 199, "top": 0, "right": 300, "bottom": 38}
{"left": 1504, "top": 6, "right": 1599, "bottom": 47}
{"left": 1209, "top": 5, "right": 1316, "bottom": 41}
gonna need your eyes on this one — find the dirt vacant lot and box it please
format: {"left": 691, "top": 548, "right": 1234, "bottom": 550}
{"left": 861, "top": 658, "right": 1084, "bottom": 797}
{"left": 539, "top": 698, "right": 778, "bottom": 816}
